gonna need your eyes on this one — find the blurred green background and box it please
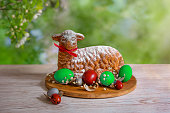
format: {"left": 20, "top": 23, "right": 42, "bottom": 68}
{"left": 0, "top": 0, "right": 170, "bottom": 64}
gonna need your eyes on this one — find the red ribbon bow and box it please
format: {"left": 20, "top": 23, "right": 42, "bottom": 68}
{"left": 54, "top": 43, "right": 78, "bottom": 57}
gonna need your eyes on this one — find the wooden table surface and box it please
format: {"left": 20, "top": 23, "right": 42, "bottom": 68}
{"left": 0, "top": 64, "right": 169, "bottom": 113}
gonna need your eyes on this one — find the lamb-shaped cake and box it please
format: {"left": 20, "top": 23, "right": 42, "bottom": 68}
{"left": 52, "top": 30, "right": 124, "bottom": 78}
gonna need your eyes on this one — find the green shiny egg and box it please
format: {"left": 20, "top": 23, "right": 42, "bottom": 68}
{"left": 100, "top": 71, "right": 115, "bottom": 86}
{"left": 118, "top": 65, "right": 132, "bottom": 82}
{"left": 54, "top": 68, "right": 74, "bottom": 84}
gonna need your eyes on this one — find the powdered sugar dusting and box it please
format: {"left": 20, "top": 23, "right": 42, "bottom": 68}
{"left": 69, "top": 46, "right": 122, "bottom": 78}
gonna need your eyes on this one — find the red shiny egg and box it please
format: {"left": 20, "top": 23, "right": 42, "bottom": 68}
{"left": 82, "top": 70, "right": 98, "bottom": 85}
{"left": 50, "top": 94, "right": 61, "bottom": 105}
{"left": 114, "top": 80, "right": 123, "bottom": 90}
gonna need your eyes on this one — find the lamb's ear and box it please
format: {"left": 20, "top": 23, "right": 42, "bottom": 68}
{"left": 76, "top": 33, "right": 84, "bottom": 41}
{"left": 52, "top": 34, "right": 62, "bottom": 41}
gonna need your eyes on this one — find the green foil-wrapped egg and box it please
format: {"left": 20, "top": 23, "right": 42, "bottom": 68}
{"left": 54, "top": 68, "right": 74, "bottom": 84}
{"left": 100, "top": 71, "right": 115, "bottom": 86}
{"left": 118, "top": 65, "right": 132, "bottom": 82}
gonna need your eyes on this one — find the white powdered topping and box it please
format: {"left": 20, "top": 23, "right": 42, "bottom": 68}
{"left": 87, "top": 49, "right": 94, "bottom": 59}
{"left": 74, "top": 60, "right": 77, "bottom": 64}
{"left": 105, "top": 47, "right": 111, "bottom": 56}
{"left": 71, "top": 64, "right": 74, "bottom": 68}
{"left": 85, "top": 52, "right": 90, "bottom": 61}
{"left": 81, "top": 69, "right": 85, "bottom": 73}
{"left": 70, "top": 46, "right": 120, "bottom": 77}
{"left": 77, "top": 46, "right": 116, "bottom": 62}
{"left": 82, "top": 57, "right": 86, "bottom": 63}
{"left": 93, "top": 48, "right": 97, "bottom": 61}
{"left": 108, "top": 67, "right": 112, "bottom": 70}
{"left": 74, "top": 73, "right": 83, "bottom": 77}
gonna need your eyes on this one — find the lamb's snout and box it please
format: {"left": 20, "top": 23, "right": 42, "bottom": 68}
{"left": 64, "top": 40, "right": 77, "bottom": 50}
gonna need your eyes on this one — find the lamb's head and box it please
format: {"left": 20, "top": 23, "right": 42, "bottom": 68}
{"left": 52, "top": 30, "right": 84, "bottom": 50}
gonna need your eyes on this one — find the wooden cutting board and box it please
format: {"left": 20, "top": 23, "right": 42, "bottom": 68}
{"left": 45, "top": 75, "right": 137, "bottom": 99}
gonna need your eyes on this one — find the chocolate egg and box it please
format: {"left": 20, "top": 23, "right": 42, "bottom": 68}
{"left": 47, "top": 88, "right": 59, "bottom": 97}
{"left": 54, "top": 68, "right": 74, "bottom": 84}
{"left": 100, "top": 71, "right": 115, "bottom": 86}
{"left": 118, "top": 65, "right": 132, "bottom": 82}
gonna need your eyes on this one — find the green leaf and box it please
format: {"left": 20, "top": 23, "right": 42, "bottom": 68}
{"left": 55, "top": 0, "right": 60, "bottom": 8}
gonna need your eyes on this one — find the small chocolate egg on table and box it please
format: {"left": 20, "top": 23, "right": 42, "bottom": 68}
{"left": 47, "top": 88, "right": 59, "bottom": 97}
{"left": 118, "top": 65, "right": 132, "bottom": 82}
{"left": 54, "top": 68, "right": 74, "bottom": 84}
{"left": 100, "top": 71, "right": 115, "bottom": 86}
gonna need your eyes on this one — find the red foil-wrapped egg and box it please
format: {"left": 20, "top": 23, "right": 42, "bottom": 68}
{"left": 82, "top": 70, "right": 98, "bottom": 85}
{"left": 50, "top": 94, "right": 61, "bottom": 105}
{"left": 114, "top": 80, "right": 123, "bottom": 90}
